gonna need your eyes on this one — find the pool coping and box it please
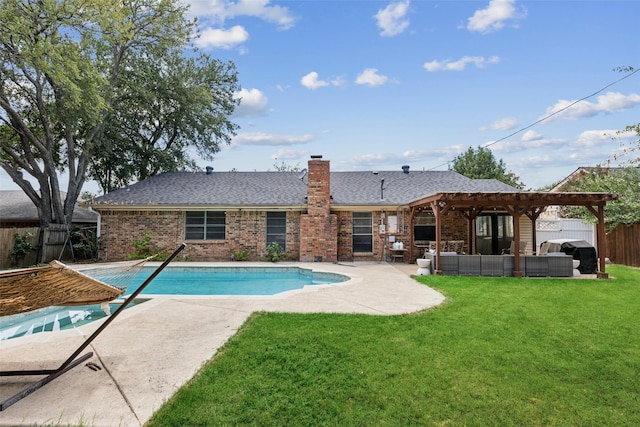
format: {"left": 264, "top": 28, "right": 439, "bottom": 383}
{"left": 0, "top": 261, "right": 444, "bottom": 426}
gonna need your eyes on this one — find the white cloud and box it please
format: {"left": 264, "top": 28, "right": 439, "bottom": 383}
{"left": 374, "top": 0, "right": 411, "bottom": 37}
{"left": 488, "top": 136, "right": 564, "bottom": 153}
{"left": 355, "top": 68, "right": 389, "bottom": 86}
{"left": 508, "top": 154, "right": 558, "bottom": 169}
{"left": 424, "top": 55, "right": 500, "bottom": 72}
{"left": 481, "top": 117, "right": 518, "bottom": 131}
{"left": 330, "top": 76, "right": 347, "bottom": 88}
{"left": 466, "top": 0, "right": 526, "bottom": 34}
{"left": 188, "top": 0, "right": 296, "bottom": 30}
{"left": 300, "top": 72, "right": 344, "bottom": 90}
{"left": 567, "top": 149, "right": 619, "bottom": 165}
{"left": 521, "top": 130, "right": 543, "bottom": 142}
{"left": 233, "top": 132, "right": 314, "bottom": 146}
{"left": 574, "top": 129, "right": 633, "bottom": 147}
{"left": 233, "top": 88, "right": 269, "bottom": 117}
{"left": 271, "top": 149, "right": 307, "bottom": 161}
{"left": 540, "top": 91, "right": 640, "bottom": 122}
{"left": 338, "top": 145, "right": 466, "bottom": 170}
{"left": 196, "top": 25, "right": 249, "bottom": 49}
{"left": 301, "top": 72, "right": 329, "bottom": 90}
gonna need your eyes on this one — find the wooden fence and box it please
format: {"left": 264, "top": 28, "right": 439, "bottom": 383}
{"left": 606, "top": 223, "right": 640, "bottom": 268}
{"left": 0, "top": 225, "right": 73, "bottom": 269}
{"left": 0, "top": 227, "right": 40, "bottom": 269}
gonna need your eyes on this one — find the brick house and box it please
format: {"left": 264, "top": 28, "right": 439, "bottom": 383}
{"left": 89, "top": 155, "right": 521, "bottom": 263}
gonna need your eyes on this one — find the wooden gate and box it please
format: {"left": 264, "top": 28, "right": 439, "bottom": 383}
{"left": 40, "top": 224, "right": 72, "bottom": 263}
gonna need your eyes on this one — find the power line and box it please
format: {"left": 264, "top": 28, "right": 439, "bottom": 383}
{"left": 427, "top": 68, "right": 640, "bottom": 171}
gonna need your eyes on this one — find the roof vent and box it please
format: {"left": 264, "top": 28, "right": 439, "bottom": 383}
{"left": 205, "top": 166, "right": 214, "bottom": 175}
{"left": 402, "top": 165, "right": 410, "bottom": 174}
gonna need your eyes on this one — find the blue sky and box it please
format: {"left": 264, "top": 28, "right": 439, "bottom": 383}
{"left": 2, "top": 0, "right": 639, "bottom": 193}
{"left": 186, "top": 0, "right": 639, "bottom": 190}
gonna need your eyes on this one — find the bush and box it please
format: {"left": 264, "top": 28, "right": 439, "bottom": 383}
{"left": 265, "top": 242, "right": 283, "bottom": 262}
{"left": 9, "top": 231, "right": 37, "bottom": 267}
{"left": 70, "top": 227, "right": 100, "bottom": 260}
{"left": 232, "top": 249, "right": 249, "bottom": 261}
{"left": 127, "top": 231, "right": 167, "bottom": 260}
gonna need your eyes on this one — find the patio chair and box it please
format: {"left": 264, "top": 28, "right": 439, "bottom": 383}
{"left": 501, "top": 241, "right": 526, "bottom": 255}
{"left": 538, "top": 242, "right": 550, "bottom": 256}
{"left": 428, "top": 241, "right": 447, "bottom": 252}
{"left": 448, "top": 240, "right": 465, "bottom": 254}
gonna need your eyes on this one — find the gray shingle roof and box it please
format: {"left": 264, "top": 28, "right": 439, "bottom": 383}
{"left": 91, "top": 170, "right": 520, "bottom": 208}
{"left": 330, "top": 171, "right": 518, "bottom": 205}
{"left": 92, "top": 172, "right": 309, "bottom": 206}
{"left": 0, "top": 191, "right": 98, "bottom": 222}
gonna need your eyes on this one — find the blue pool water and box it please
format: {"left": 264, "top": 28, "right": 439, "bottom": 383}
{"left": 0, "top": 267, "right": 347, "bottom": 341}
{"left": 0, "top": 300, "right": 146, "bottom": 341}
{"left": 86, "top": 266, "right": 348, "bottom": 296}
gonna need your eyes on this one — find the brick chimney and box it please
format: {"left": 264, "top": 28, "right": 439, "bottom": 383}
{"left": 299, "top": 155, "right": 338, "bottom": 262}
{"left": 306, "top": 155, "right": 331, "bottom": 214}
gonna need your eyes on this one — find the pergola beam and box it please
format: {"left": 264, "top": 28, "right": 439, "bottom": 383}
{"left": 585, "top": 204, "right": 609, "bottom": 278}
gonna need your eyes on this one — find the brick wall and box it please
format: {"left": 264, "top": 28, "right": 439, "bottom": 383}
{"left": 99, "top": 209, "right": 301, "bottom": 262}
{"left": 99, "top": 210, "right": 182, "bottom": 261}
{"left": 336, "top": 208, "right": 469, "bottom": 262}
{"left": 98, "top": 206, "right": 469, "bottom": 263}
{"left": 337, "top": 210, "right": 414, "bottom": 262}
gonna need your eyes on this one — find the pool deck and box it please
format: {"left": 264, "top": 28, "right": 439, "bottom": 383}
{"left": 0, "top": 261, "right": 443, "bottom": 427}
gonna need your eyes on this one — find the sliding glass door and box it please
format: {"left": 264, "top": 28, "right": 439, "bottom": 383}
{"left": 475, "top": 214, "right": 513, "bottom": 255}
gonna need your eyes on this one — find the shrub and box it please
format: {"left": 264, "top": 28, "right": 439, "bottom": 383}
{"left": 9, "top": 231, "right": 37, "bottom": 267}
{"left": 70, "top": 227, "right": 100, "bottom": 260}
{"left": 265, "top": 242, "right": 283, "bottom": 262}
{"left": 127, "top": 231, "right": 167, "bottom": 260}
{"left": 232, "top": 249, "right": 249, "bottom": 261}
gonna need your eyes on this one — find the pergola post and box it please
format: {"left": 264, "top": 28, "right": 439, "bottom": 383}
{"left": 461, "top": 207, "right": 482, "bottom": 256}
{"left": 430, "top": 201, "right": 442, "bottom": 274}
{"left": 409, "top": 206, "right": 417, "bottom": 262}
{"left": 525, "top": 207, "right": 545, "bottom": 255}
{"left": 586, "top": 204, "right": 609, "bottom": 279}
{"left": 505, "top": 205, "right": 524, "bottom": 277}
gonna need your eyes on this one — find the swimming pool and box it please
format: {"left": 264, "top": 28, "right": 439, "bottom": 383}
{"left": 0, "top": 266, "right": 348, "bottom": 341}
{"left": 0, "top": 300, "right": 147, "bottom": 341}
{"left": 85, "top": 266, "right": 349, "bottom": 296}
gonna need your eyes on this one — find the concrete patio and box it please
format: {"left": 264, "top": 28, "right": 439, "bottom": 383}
{"left": 0, "top": 261, "right": 443, "bottom": 426}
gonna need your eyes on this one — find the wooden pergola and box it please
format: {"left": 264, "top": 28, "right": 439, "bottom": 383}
{"left": 408, "top": 192, "right": 618, "bottom": 278}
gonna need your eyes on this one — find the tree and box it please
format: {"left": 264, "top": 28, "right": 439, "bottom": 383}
{"left": 0, "top": 0, "right": 239, "bottom": 227}
{"left": 612, "top": 66, "right": 640, "bottom": 167}
{"left": 89, "top": 43, "right": 239, "bottom": 193}
{"left": 272, "top": 160, "right": 301, "bottom": 172}
{"left": 615, "top": 123, "right": 640, "bottom": 168}
{"left": 450, "top": 146, "right": 524, "bottom": 188}
{"left": 561, "top": 167, "right": 640, "bottom": 230}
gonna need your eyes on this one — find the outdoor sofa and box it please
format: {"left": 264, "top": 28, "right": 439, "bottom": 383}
{"left": 424, "top": 252, "right": 573, "bottom": 277}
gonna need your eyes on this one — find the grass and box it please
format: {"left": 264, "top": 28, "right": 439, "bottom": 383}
{"left": 147, "top": 265, "right": 640, "bottom": 426}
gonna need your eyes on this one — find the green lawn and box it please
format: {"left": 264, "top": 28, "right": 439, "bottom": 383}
{"left": 147, "top": 265, "right": 640, "bottom": 426}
